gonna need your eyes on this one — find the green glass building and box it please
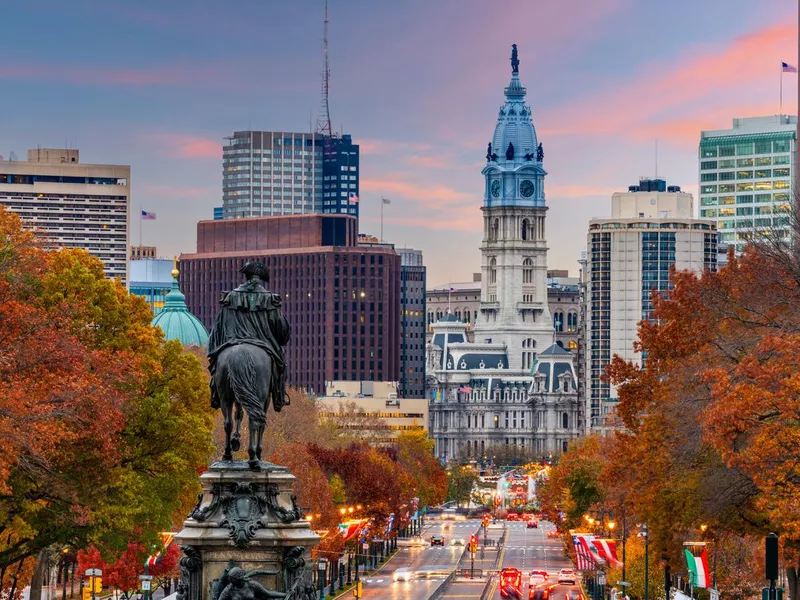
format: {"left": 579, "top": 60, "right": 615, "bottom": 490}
{"left": 699, "top": 115, "right": 797, "bottom": 253}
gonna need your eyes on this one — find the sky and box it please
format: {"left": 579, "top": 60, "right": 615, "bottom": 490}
{"left": 1, "top": 0, "right": 797, "bottom": 286}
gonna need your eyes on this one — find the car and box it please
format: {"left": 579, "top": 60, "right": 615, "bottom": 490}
{"left": 450, "top": 537, "right": 465, "bottom": 546}
{"left": 506, "top": 513, "right": 519, "bottom": 521}
{"left": 529, "top": 586, "right": 555, "bottom": 600}
{"left": 500, "top": 567, "right": 523, "bottom": 599}
{"left": 526, "top": 520, "right": 538, "bottom": 528}
{"left": 392, "top": 568, "right": 413, "bottom": 582}
{"left": 430, "top": 535, "right": 445, "bottom": 546}
{"left": 528, "top": 570, "right": 548, "bottom": 586}
{"left": 546, "top": 530, "right": 560, "bottom": 538}
{"left": 557, "top": 568, "right": 577, "bottom": 585}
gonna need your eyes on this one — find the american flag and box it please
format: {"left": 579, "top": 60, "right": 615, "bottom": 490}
{"left": 592, "top": 538, "right": 623, "bottom": 568}
{"left": 782, "top": 62, "right": 798, "bottom": 73}
{"left": 459, "top": 385, "right": 473, "bottom": 394}
{"left": 141, "top": 210, "right": 156, "bottom": 220}
{"left": 348, "top": 192, "right": 359, "bottom": 205}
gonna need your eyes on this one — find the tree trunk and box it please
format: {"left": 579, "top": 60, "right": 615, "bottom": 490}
{"left": 9, "top": 559, "right": 25, "bottom": 600}
{"left": 788, "top": 567, "right": 799, "bottom": 600}
{"left": 29, "top": 549, "right": 50, "bottom": 600}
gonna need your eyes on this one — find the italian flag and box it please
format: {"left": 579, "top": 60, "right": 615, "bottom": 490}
{"left": 684, "top": 545, "right": 710, "bottom": 588}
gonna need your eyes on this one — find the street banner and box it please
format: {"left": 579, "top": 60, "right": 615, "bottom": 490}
{"left": 683, "top": 542, "right": 710, "bottom": 588}
{"left": 592, "top": 539, "right": 623, "bottom": 568}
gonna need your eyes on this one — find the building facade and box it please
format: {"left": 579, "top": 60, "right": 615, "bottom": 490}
{"left": 426, "top": 271, "right": 579, "bottom": 351}
{"left": 179, "top": 214, "right": 400, "bottom": 394}
{"left": 426, "top": 46, "right": 581, "bottom": 463}
{"left": 221, "top": 130, "right": 359, "bottom": 219}
{"left": 583, "top": 179, "right": 718, "bottom": 432}
{"left": 319, "top": 381, "right": 427, "bottom": 444}
{"left": 130, "top": 245, "right": 156, "bottom": 260}
{"left": 397, "top": 248, "right": 427, "bottom": 399}
{"left": 129, "top": 258, "right": 174, "bottom": 314}
{"left": 0, "top": 149, "right": 129, "bottom": 282}
{"left": 699, "top": 115, "right": 797, "bottom": 252}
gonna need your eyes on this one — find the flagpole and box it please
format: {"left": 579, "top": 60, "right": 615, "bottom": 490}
{"left": 448, "top": 285, "right": 451, "bottom": 314}
{"left": 780, "top": 64, "right": 783, "bottom": 115}
{"left": 139, "top": 207, "right": 142, "bottom": 250}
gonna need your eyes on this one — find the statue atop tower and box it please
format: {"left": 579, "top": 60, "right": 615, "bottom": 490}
{"left": 511, "top": 43, "right": 519, "bottom": 74}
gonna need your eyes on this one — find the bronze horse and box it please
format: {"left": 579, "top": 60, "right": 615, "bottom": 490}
{"left": 214, "top": 343, "right": 273, "bottom": 469}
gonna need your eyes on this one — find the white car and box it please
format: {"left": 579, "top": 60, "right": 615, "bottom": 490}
{"left": 393, "top": 568, "right": 413, "bottom": 582}
{"left": 450, "top": 537, "right": 465, "bottom": 547}
{"left": 407, "top": 536, "right": 426, "bottom": 547}
{"left": 558, "top": 568, "right": 577, "bottom": 585}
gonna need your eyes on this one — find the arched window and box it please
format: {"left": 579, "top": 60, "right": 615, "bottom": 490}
{"left": 489, "top": 258, "right": 497, "bottom": 284}
{"left": 523, "top": 258, "right": 533, "bottom": 284}
{"left": 490, "top": 219, "right": 499, "bottom": 241}
{"left": 567, "top": 312, "right": 578, "bottom": 332}
{"left": 428, "top": 312, "right": 434, "bottom": 325}
{"left": 554, "top": 312, "right": 564, "bottom": 332}
{"left": 562, "top": 413, "right": 569, "bottom": 429}
{"left": 465, "top": 310, "right": 471, "bottom": 323}
{"left": 456, "top": 310, "right": 462, "bottom": 321}
{"left": 521, "top": 219, "right": 530, "bottom": 241}
{"left": 436, "top": 311, "right": 442, "bottom": 321}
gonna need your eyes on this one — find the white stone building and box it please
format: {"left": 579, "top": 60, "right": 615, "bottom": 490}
{"left": 582, "top": 179, "right": 718, "bottom": 433}
{"left": 426, "top": 46, "right": 582, "bottom": 464}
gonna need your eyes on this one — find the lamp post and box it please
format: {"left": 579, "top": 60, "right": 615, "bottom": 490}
{"left": 317, "top": 559, "right": 327, "bottom": 600}
{"left": 643, "top": 524, "right": 649, "bottom": 600}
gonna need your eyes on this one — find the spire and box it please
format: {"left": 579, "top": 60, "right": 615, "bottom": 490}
{"left": 315, "top": 0, "right": 333, "bottom": 137}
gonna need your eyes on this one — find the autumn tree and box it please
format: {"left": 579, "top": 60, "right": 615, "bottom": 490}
{"left": 395, "top": 430, "right": 446, "bottom": 508}
{"left": 446, "top": 466, "right": 477, "bottom": 508}
{"left": 0, "top": 207, "right": 213, "bottom": 596}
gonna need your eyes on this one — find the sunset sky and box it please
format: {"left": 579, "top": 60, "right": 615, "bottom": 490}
{"left": 2, "top": 0, "right": 797, "bottom": 285}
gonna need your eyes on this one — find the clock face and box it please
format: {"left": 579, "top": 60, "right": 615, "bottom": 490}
{"left": 491, "top": 180, "right": 501, "bottom": 197}
{"left": 520, "top": 180, "right": 535, "bottom": 198}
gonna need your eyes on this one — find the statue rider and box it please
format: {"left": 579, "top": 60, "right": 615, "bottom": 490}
{"left": 207, "top": 262, "right": 290, "bottom": 414}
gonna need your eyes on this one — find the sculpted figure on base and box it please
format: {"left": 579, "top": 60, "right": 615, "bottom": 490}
{"left": 207, "top": 262, "right": 291, "bottom": 469}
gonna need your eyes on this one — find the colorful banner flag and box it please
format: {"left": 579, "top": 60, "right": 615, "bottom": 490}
{"left": 145, "top": 532, "right": 175, "bottom": 568}
{"left": 572, "top": 533, "right": 594, "bottom": 571}
{"left": 592, "top": 539, "right": 623, "bottom": 569}
{"left": 338, "top": 519, "right": 368, "bottom": 542}
{"left": 684, "top": 542, "right": 710, "bottom": 588}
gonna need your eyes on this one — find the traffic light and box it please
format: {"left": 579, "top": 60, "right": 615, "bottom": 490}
{"left": 482, "top": 515, "right": 490, "bottom": 527}
{"left": 469, "top": 534, "right": 478, "bottom": 552}
{"left": 353, "top": 581, "right": 363, "bottom": 599}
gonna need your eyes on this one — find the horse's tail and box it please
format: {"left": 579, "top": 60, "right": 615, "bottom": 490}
{"left": 227, "top": 347, "right": 266, "bottom": 426}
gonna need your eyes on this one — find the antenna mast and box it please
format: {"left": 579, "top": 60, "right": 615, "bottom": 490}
{"left": 315, "top": 0, "right": 333, "bottom": 137}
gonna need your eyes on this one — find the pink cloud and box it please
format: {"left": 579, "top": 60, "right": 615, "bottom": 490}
{"left": 360, "top": 177, "right": 471, "bottom": 207}
{"left": 139, "top": 184, "right": 211, "bottom": 199}
{"left": 145, "top": 133, "right": 220, "bottom": 159}
{"left": 547, "top": 184, "right": 621, "bottom": 199}
{"left": 539, "top": 20, "right": 798, "bottom": 144}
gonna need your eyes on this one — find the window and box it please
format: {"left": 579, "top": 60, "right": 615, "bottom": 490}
{"left": 701, "top": 185, "right": 717, "bottom": 194}
{"left": 718, "top": 184, "right": 735, "bottom": 193}
{"left": 736, "top": 142, "right": 754, "bottom": 155}
{"left": 774, "top": 140, "right": 791, "bottom": 153}
{"left": 562, "top": 413, "right": 569, "bottom": 429}
{"left": 737, "top": 158, "right": 754, "bottom": 167}
{"left": 718, "top": 159, "right": 736, "bottom": 169}
{"left": 521, "top": 219, "right": 530, "bottom": 240}
{"left": 700, "top": 161, "right": 717, "bottom": 170}
{"left": 523, "top": 258, "right": 533, "bottom": 283}
{"left": 489, "top": 258, "right": 497, "bottom": 284}
{"left": 553, "top": 312, "right": 564, "bottom": 332}
{"left": 701, "top": 173, "right": 718, "bottom": 182}
{"left": 490, "top": 219, "right": 499, "bottom": 241}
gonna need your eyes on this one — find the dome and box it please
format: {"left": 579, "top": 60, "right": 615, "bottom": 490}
{"left": 151, "top": 270, "right": 209, "bottom": 347}
{"left": 490, "top": 45, "right": 539, "bottom": 165}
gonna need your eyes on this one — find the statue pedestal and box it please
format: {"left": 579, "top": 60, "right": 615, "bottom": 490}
{"left": 175, "top": 460, "right": 320, "bottom": 600}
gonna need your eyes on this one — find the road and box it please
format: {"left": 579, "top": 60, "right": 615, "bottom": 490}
{"left": 489, "top": 519, "right": 583, "bottom": 600}
{"left": 348, "top": 518, "right": 480, "bottom": 600}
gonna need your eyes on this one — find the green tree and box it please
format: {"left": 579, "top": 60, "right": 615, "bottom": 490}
{"left": 447, "top": 466, "right": 477, "bottom": 507}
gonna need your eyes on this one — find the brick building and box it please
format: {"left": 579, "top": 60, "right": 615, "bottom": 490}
{"left": 180, "top": 214, "right": 401, "bottom": 394}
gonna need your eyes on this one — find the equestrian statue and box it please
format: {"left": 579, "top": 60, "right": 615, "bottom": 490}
{"left": 207, "top": 262, "right": 290, "bottom": 469}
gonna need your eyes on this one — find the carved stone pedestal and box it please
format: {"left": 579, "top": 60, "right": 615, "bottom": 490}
{"left": 175, "top": 460, "right": 320, "bottom": 600}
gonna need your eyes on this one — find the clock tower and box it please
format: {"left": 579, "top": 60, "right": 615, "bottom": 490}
{"left": 473, "top": 44, "right": 553, "bottom": 371}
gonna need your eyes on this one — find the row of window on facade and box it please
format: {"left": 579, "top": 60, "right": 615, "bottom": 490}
{"left": 488, "top": 218, "right": 538, "bottom": 242}
{"left": 486, "top": 257, "right": 536, "bottom": 284}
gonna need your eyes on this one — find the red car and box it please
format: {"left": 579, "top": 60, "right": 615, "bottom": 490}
{"left": 500, "top": 567, "right": 523, "bottom": 599}
{"left": 526, "top": 520, "right": 538, "bottom": 528}
{"left": 506, "top": 513, "right": 519, "bottom": 521}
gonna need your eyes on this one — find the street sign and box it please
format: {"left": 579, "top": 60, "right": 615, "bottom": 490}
{"left": 141, "top": 582, "right": 151, "bottom": 592}
{"left": 617, "top": 581, "right": 631, "bottom": 587}
{"left": 598, "top": 573, "right": 606, "bottom": 585}
{"left": 85, "top": 569, "right": 102, "bottom": 577}
{"left": 139, "top": 575, "right": 154, "bottom": 581}
{"left": 362, "top": 543, "right": 369, "bottom": 550}
{"left": 709, "top": 589, "right": 719, "bottom": 600}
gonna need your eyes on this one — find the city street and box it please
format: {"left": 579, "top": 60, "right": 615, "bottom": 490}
{"left": 486, "top": 520, "right": 581, "bottom": 600}
{"left": 347, "top": 519, "right": 481, "bottom": 600}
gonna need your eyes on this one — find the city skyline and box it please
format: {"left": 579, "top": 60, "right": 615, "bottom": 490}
{"left": 1, "top": 0, "right": 796, "bottom": 285}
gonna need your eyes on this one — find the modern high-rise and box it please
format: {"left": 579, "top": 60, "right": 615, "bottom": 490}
{"left": 397, "top": 248, "right": 426, "bottom": 399}
{"left": 583, "top": 179, "right": 718, "bottom": 433}
{"left": 179, "top": 214, "right": 400, "bottom": 394}
{"left": 427, "top": 46, "right": 581, "bottom": 463}
{"left": 699, "top": 115, "right": 797, "bottom": 252}
{"left": 221, "top": 130, "right": 359, "bottom": 220}
{"left": 0, "top": 149, "right": 130, "bottom": 282}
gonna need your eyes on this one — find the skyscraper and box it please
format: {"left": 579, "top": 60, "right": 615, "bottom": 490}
{"left": 0, "top": 148, "right": 130, "bottom": 283}
{"left": 699, "top": 115, "right": 797, "bottom": 252}
{"left": 397, "top": 248, "right": 426, "bottom": 399}
{"left": 583, "top": 179, "right": 718, "bottom": 433}
{"left": 426, "top": 46, "right": 581, "bottom": 462}
{"left": 221, "top": 131, "right": 358, "bottom": 219}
